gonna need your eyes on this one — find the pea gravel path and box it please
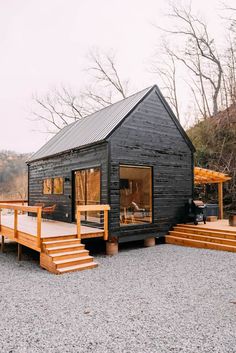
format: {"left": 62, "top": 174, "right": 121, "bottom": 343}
{"left": 0, "top": 242, "right": 236, "bottom": 353}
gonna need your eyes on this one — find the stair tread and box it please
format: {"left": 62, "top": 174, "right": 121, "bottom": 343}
{"left": 43, "top": 239, "right": 79, "bottom": 245}
{"left": 176, "top": 224, "right": 236, "bottom": 235}
{"left": 167, "top": 235, "right": 236, "bottom": 249}
{"left": 54, "top": 255, "right": 93, "bottom": 265}
{"left": 169, "top": 231, "right": 236, "bottom": 244}
{"left": 51, "top": 250, "right": 89, "bottom": 258}
{"left": 48, "top": 244, "right": 84, "bottom": 251}
{"left": 57, "top": 262, "right": 98, "bottom": 273}
{"left": 175, "top": 226, "right": 236, "bottom": 236}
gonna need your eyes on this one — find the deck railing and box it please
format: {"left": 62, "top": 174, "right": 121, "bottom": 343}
{"left": 76, "top": 205, "right": 110, "bottom": 241}
{"left": 0, "top": 203, "right": 42, "bottom": 248}
{"left": 0, "top": 199, "right": 28, "bottom": 205}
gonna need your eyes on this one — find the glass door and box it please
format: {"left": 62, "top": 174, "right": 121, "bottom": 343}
{"left": 74, "top": 168, "right": 101, "bottom": 223}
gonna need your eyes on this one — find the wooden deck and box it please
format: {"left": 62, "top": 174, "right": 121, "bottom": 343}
{"left": 0, "top": 203, "right": 110, "bottom": 274}
{"left": 1, "top": 214, "right": 104, "bottom": 239}
{"left": 166, "top": 220, "right": 236, "bottom": 252}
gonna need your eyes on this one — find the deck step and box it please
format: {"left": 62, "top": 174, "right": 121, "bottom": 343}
{"left": 46, "top": 243, "right": 85, "bottom": 254}
{"left": 166, "top": 235, "right": 236, "bottom": 252}
{"left": 54, "top": 255, "right": 94, "bottom": 269}
{"left": 169, "top": 231, "right": 236, "bottom": 246}
{"left": 50, "top": 249, "right": 89, "bottom": 260}
{"left": 176, "top": 224, "right": 236, "bottom": 235}
{"left": 173, "top": 227, "right": 236, "bottom": 240}
{"left": 43, "top": 238, "right": 81, "bottom": 246}
{"left": 41, "top": 235, "right": 77, "bottom": 242}
{"left": 57, "top": 262, "right": 98, "bottom": 274}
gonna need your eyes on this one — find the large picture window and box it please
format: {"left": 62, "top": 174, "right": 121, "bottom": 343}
{"left": 120, "top": 165, "right": 152, "bottom": 226}
{"left": 74, "top": 168, "right": 101, "bottom": 223}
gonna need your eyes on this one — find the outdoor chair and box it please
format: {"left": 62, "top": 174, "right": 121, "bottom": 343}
{"left": 42, "top": 204, "right": 56, "bottom": 220}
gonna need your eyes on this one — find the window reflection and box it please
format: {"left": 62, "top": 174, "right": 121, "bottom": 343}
{"left": 120, "top": 165, "right": 152, "bottom": 226}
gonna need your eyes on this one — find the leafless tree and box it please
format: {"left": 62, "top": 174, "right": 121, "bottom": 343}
{"left": 157, "top": 3, "right": 223, "bottom": 117}
{"left": 32, "top": 49, "right": 129, "bottom": 133}
{"left": 151, "top": 41, "right": 180, "bottom": 120}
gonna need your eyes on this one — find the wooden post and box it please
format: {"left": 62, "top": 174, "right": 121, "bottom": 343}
{"left": 37, "top": 208, "right": 42, "bottom": 249}
{"left": 1, "top": 236, "right": 4, "bottom": 253}
{"left": 218, "top": 182, "right": 223, "bottom": 220}
{"left": 104, "top": 210, "right": 108, "bottom": 241}
{"left": 77, "top": 209, "right": 81, "bottom": 242}
{"left": 14, "top": 209, "right": 18, "bottom": 239}
{"left": 17, "top": 243, "right": 22, "bottom": 261}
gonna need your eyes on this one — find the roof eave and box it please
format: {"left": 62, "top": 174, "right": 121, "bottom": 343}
{"left": 26, "top": 140, "right": 108, "bottom": 164}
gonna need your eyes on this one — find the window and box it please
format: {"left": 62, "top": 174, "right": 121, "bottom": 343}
{"left": 53, "top": 177, "right": 64, "bottom": 194}
{"left": 43, "top": 178, "right": 64, "bottom": 195}
{"left": 74, "top": 168, "right": 101, "bottom": 222}
{"left": 43, "top": 178, "right": 52, "bottom": 194}
{"left": 120, "top": 165, "right": 152, "bottom": 226}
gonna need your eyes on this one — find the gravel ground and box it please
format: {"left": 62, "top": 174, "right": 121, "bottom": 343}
{"left": 0, "top": 242, "right": 236, "bottom": 353}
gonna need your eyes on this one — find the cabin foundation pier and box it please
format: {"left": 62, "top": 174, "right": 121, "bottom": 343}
{"left": 144, "top": 237, "right": 156, "bottom": 247}
{"left": 106, "top": 241, "right": 118, "bottom": 256}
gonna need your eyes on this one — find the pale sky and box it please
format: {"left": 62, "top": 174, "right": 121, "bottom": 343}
{"left": 0, "top": 0, "right": 235, "bottom": 153}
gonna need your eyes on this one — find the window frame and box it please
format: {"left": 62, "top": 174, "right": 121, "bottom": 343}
{"left": 43, "top": 178, "right": 53, "bottom": 195}
{"left": 119, "top": 164, "right": 153, "bottom": 227}
{"left": 53, "top": 177, "right": 64, "bottom": 195}
{"left": 42, "top": 177, "right": 64, "bottom": 195}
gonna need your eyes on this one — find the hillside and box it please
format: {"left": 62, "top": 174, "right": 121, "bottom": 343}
{"left": 187, "top": 104, "right": 236, "bottom": 210}
{"left": 0, "top": 150, "right": 31, "bottom": 200}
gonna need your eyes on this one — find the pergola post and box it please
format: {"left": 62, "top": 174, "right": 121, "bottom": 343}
{"left": 218, "top": 182, "right": 223, "bottom": 220}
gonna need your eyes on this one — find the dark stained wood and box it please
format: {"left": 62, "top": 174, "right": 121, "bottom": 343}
{"left": 28, "top": 87, "right": 194, "bottom": 243}
{"left": 28, "top": 143, "right": 108, "bottom": 223}
{"left": 108, "top": 89, "right": 193, "bottom": 240}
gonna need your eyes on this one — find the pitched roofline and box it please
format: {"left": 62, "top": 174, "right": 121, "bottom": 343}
{"left": 27, "top": 84, "right": 195, "bottom": 163}
{"left": 104, "top": 85, "right": 155, "bottom": 140}
{"left": 154, "top": 86, "right": 196, "bottom": 153}
{"left": 28, "top": 85, "right": 154, "bottom": 163}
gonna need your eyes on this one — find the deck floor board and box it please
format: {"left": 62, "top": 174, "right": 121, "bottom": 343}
{"left": 0, "top": 214, "right": 103, "bottom": 238}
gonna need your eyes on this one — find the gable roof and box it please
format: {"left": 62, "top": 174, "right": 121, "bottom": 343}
{"left": 28, "top": 85, "right": 195, "bottom": 162}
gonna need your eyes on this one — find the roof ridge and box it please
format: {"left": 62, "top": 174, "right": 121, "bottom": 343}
{"left": 27, "top": 85, "right": 156, "bottom": 162}
{"left": 73, "top": 85, "right": 154, "bottom": 125}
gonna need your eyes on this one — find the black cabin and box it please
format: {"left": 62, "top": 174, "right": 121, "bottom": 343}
{"left": 27, "top": 85, "right": 195, "bottom": 243}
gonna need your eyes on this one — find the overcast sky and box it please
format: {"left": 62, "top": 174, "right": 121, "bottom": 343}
{"left": 0, "top": 0, "right": 235, "bottom": 153}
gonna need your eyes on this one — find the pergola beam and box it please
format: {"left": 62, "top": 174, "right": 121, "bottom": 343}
{"left": 194, "top": 167, "right": 231, "bottom": 220}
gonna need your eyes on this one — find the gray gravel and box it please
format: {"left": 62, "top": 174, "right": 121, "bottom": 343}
{"left": 0, "top": 243, "right": 236, "bottom": 353}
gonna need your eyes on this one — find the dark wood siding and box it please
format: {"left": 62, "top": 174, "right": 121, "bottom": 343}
{"left": 28, "top": 143, "right": 108, "bottom": 222}
{"left": 108, "top": 89, "right": 193, "bottom": 241}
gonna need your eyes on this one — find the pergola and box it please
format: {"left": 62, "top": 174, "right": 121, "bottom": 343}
{"left": 194, "top": 167, "right": 231, "bottom": 219}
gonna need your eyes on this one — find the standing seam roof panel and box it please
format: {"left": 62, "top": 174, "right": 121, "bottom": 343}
{"left": 28, "top": 86, "right": 153, "bottom": 162}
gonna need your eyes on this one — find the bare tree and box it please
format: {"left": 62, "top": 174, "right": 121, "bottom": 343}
{"left": 157, "top": 3, "right": 223, "bottom": 117}
{"left": 32, "top": 49, "right": 129, "bottom": 133}
{"left": 151, "top": 41, "right": 180, "bottom": 120}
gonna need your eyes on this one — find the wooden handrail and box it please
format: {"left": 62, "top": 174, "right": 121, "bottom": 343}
{"left": 0, "top": 204, "right": 40, "bottom": 213}
{"left": 76, "top": 205, "right": 110, "bottom": 212}
{"left": 0, "top": 203, "right": 42, "bottom": 249}
{"left": 76, "top": 204, "right": 110, "bottom": 241}
{"left": 0, "top": 199, "right": 28, "bottom": 204}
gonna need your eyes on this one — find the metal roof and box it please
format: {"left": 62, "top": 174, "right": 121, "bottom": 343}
{"left": 28, "top": 86, "right": 154, "bottom": 162}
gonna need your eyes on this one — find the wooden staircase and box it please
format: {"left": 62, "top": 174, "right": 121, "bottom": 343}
{"left": 40, "top": 235, "right": 98, "bottom": 274}
{"left": 166, "top": 224, "right": 236, "bottom": 253}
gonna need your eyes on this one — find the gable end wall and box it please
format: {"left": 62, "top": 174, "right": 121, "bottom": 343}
{"left": 108, "top": 89, "right": 193, "bottom": 240}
